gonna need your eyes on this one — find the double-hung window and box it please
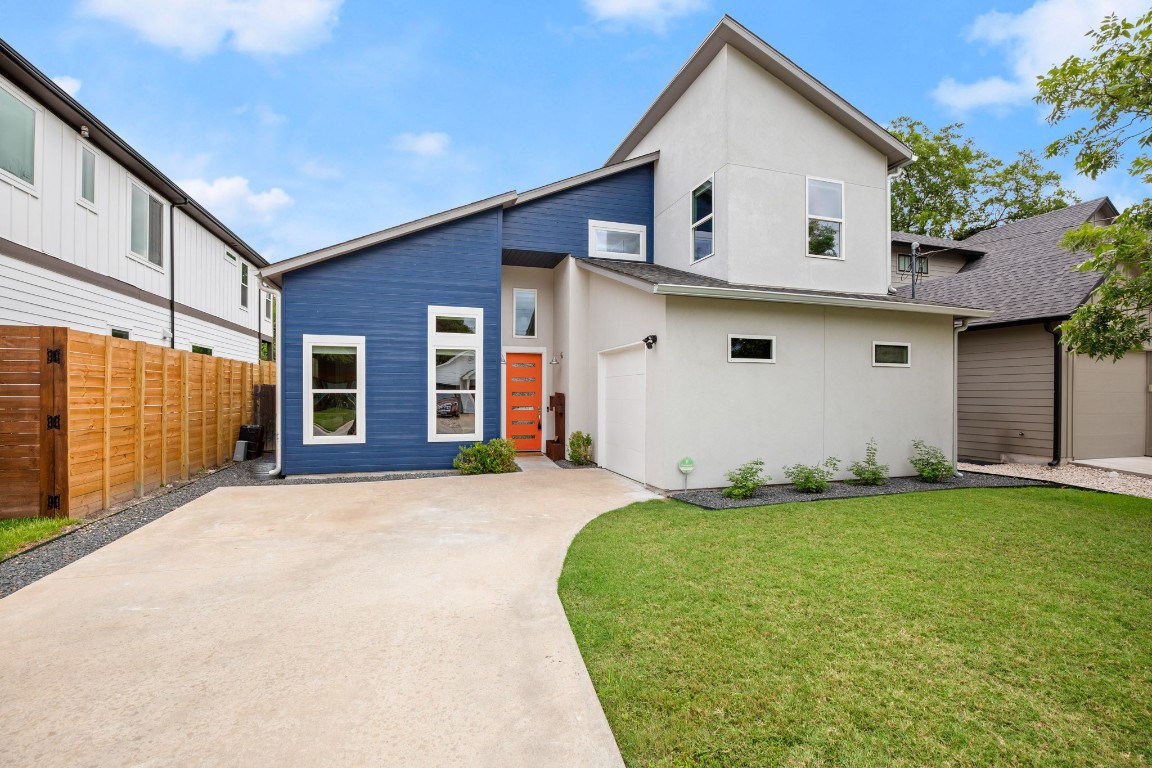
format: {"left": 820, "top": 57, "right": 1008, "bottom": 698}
{"left": 78, "top": 145, "right": 96, "bottom": 207}
{"left": 807, "top": 178, "right": 843, "bottom": 259}
{"left": 303, "top": 335, "right": 366, "bottom": 444}
{"left": 588, "top": 220, "right": 646, "bottom": 261}
{"left": 0, "top": 83, "right": 37, "bottom": 190}
{"left": 264, "top": 291, "right": 274, "bottom": 322}
{"left": 130, "top": 182, "right": 164, "bottom": 267}
{"left": 691, "top": 178, "right": 714, "bottom": 262}
{"left": 428, "top": 306, "right": 483, "bottom": 442}
{"left": 240, "top": 262, "right": 250, "bottom": 309}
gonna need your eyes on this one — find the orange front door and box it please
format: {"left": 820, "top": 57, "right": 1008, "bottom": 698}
{"left": 505, "top": 352, "right": 543, "bottom": 452}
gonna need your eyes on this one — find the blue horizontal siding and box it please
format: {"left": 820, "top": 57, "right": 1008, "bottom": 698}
{"left": 281, "top": 209, "right": 502, "bottom": 475}
{"left": 503, "top": 164, "right": 654, "bottom": 260}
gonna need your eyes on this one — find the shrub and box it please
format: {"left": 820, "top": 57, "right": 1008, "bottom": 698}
{"left": 847, "top": 438, "right": 889, "bottom": 486}
{"left": 723, "top": 459, "right": 769, "bottom": 499}
{"left": 783, "top": 457, "right": 841, "bottom": 493}
{"left": 453, "top": 438, "right": 519, "bottom": 475}
{"left": 909, "top": 440, "right": 954, "bottom": 483}
{"left": 568, "top": 430, "right": 594, "bottom": 466}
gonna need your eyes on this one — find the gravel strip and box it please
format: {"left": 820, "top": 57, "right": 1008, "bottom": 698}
{"left": 672, "top": 472, "right": 1049, "bottom": 510}
{"left": 554, "top": 459, "right": 600, "bottom": 470}
{"left": 0, "top": 459, "right": 458, "bottom": 599}
{"left": 959, "top": 462, "right": 1152, "bottom": 500}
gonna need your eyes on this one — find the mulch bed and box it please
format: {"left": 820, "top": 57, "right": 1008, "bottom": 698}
{"left": 671, "top": 471, "right": 1050, "bottom": 510}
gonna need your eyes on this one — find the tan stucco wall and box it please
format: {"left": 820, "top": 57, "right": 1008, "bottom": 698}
{"left": 1069, "top": 351, "right": 1147, "bottom": 459}
{"left": 889, "top": 246, "right": 969, "bottom": 290}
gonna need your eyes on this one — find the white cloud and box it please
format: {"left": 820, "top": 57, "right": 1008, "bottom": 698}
{"left": 583, "top": 0, "right": 708, "bottom": 30}
{"left": 79, "top": 0, "right": 343, "bottom": 57}
{"left": 51, "top": 76, "right": 82, "bottom": 97}
{"left": 234, "top": 103, "right": 288, "bottom": 127}
{"left": 179, "top": 176, "right": 293, "bottom": 224}
{"left": 390, "top": 132, "right": 451, "bottom": 157}
{"left": 932, "top": 0, "right": 1145, "bottom": 112}
{"left": 301, "top": 159, "right": 342, "bottom": 179}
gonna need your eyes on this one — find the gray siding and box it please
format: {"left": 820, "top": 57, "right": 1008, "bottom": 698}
{"left": 958, "top": 324, "right": 1054, "bottom": 462}
{"left": 1070, "top": 352, "right": 1146, "bottom": 459}
{"left": 889, "top": 247, "right": 968, "bottom": 289}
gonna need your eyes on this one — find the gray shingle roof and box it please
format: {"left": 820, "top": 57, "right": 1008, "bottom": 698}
{"left": 891, "top": 231, "right": 985, "bottom": 256}
{"left": 895, "top": 198, "right": 1116, "bottom": 327}
{"left": 583, "top": 258, "right": 983, "bottom": 311}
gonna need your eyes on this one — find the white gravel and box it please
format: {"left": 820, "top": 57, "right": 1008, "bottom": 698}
{"left": 959, "top": 462, "right": 1152, "bottom": 500}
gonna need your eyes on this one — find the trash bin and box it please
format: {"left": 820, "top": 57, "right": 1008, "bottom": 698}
{"left": 239, "top": 424, "right": 265, "bottom": 459}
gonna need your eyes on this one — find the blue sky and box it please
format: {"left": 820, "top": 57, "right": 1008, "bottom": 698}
{"left": 1, "top": 0, "right": 1145, "bottom": 262}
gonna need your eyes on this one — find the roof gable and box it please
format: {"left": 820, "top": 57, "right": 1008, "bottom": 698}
{"left": 605, "top": 16, "right": 913, "bottom": 170}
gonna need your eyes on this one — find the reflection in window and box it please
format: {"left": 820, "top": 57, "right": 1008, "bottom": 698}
{"left": 807, "top": 178, "right": 843, "bottom": 258}
{"left": 728, "top": 335, "right": 775, "bottom": 363}
{"left": 513, "top": 289, "right": 536, "bottom": 338}
{"left": 436, "top": 316, "right": 476, "bottom": 334}
{"left": 0, "top": 86, "right": 35, "bottom": 185}
{"left": 434, "top": 348, "right": 477, "bottom": 435}
{"left": 691, "top": 179, "right": 714, "bottom": 262}
{"left": 873, "top": 343, "right": 910, "bottom": 367}
{"left": 311, "top": 344, "right": 359, "bottom": 437}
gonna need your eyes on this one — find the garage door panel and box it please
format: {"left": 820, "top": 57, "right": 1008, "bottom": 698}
{"left": 600, "top": 347, "right": 646, "bottom": 484}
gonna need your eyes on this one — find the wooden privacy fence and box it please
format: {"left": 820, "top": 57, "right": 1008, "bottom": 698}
{"left": 0, "top": 326, "right": 275, "bottom": 519}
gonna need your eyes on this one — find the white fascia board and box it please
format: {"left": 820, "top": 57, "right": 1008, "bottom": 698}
{"left": 606, "top": 16, "right": 914, "bottom": 170}
{"left": 261, "top": 190, "right": 518, "bottom": 283}
{"left": 516, "top": 152, "right": 660, "bottom": 205}
{"left": 652, "top": 283, "right": 993, "bottom": 318}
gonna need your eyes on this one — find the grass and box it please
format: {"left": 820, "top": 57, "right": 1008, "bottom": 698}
{"left": 559, "top": 488, "right": 1152, "bottom": 767}
{"left": 313, "top": 407, "right": 355, "bottom": 433}
{"left": 0, "top": 517, "right": 79, "bottom": 560}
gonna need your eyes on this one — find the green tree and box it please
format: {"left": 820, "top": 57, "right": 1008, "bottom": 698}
{"left": 888, "top": 117, "right": 1078, "bottom": 240}
{"left": 1037, "top": 9, "right": 1152, "bottom": 360}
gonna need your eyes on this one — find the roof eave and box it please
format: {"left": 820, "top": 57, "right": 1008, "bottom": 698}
{"left": 605, "top": 16, "right": 914, "bottom": 170}
{"left": 653, "top": 282, "right": 992, "bottom": 317}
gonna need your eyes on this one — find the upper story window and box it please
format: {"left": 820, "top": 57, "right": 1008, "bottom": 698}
{"left": 129, "top": 181, "right": 164, "bottom": 268}
{"left": 78, "top": 145, "right": 96, "bottom": 207}
{"left": 588, "top": 220, "right": 646, "bottom": 262}
{"left": 429, "top": 306, "right": 483, "bottom": 443}
{"left": 0, "top": 82, "right": 38, "bottom": 190}
{"left": 807, "top": 178, "right": 843, "bottom": 259}
{"left": 264, "top": 291, "right": 274, "bottom": 322}
{"left": 728, "top": 335, "right": 775, "bottom": 364}
{"left": 691, "top": 178, "right": 714, "bottom": 262}
{"left": 897, "top": 253, "right": 928, "bottom": 275}
{"left": 513, "top": 288, "right": 536, "bottom": 338}
{"left": 240, "top": 262, "right": 250, "bottom": 309}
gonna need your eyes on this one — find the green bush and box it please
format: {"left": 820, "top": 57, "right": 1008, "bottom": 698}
{"left": 453, "top": 438, "right": 519, "bottom": 475}
{"left": 723, "top": 459, "right": 769, "bottom": 499}
{"left": 909, "top": 440, "right": 954, "bottom": 483}
{"left": 568, "top": 430, "right": 594, "bottom": 466}
{"left": 783, "top": 457, "right": 841, "bottom": 493}
{"left": 848, "top": 439, "right": 889, "bottom": 486}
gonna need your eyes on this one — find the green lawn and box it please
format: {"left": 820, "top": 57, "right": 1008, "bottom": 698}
{"left": 559, "top": 488, "right": 1152, "bottom": 767}
{"left": 0, "top": 517, "right": 79, "bottom": 560}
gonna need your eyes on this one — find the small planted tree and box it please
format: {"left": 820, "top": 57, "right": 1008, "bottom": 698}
{"left": 568, "top": 431, "right": 594, "bottom": 466}
{"left": 848, "top": 439, "right": 889, "bottom": 486}
{"left": 783, "top": 457, "right": 841, "bottom": 494}
{"left": 909, "top": 440, "right": 953, "bottom": 483}
{"left": 723, "top": 459, "right": 769, "bottom": 500}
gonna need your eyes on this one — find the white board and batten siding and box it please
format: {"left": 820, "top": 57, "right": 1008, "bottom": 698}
{"left": 0, "top": 72, "right": 265, "bottom": 361}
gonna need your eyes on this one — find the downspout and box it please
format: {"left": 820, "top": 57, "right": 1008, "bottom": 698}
{"left": 1044, "top": 321, "right": 1063, "bottom": 466}
{"left": 261, "top": 279, "right": 283, "bottom": 478}
{"left": 885, "top": 168, "right": 903, "bottom": 295}
{"left": 169, "top": 199, "right": 189, "bottom": 348}
{"left": 953, "top": 318, "right": 969, "bottom": 475}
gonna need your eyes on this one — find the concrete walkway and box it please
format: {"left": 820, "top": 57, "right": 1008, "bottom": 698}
{"left": 1073, "top": 456, "right": 1152, "bottom": 479}
{"left": 0, "top": 468, "right": 656, "bottom": 767}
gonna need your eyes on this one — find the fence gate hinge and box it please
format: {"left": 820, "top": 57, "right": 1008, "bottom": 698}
{"left": 46, "top": 347, "right": 62, "bottom": 364}
{"left": 46, "top": 495, "right": 61, "bottom": 512}
{"left": 46, "top": 414, "right": 61, "bottom": 430}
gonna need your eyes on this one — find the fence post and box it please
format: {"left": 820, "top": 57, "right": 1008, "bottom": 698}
{"left": 216, "top": 359, "right": 224, "bottom": 466}
{"left": 134, "top": 341, "right": 145, "bottom": 497}
{"left": 200, "top": 357, "right": 207, "bottom": 471}
{"left": 101, "top": 335, "right": 112, "bottom": 511}
{"left": 180, "top": 351, "right": 190, "bottom": 481}
{"left": 38, "top": 327, "right": 69, "bottom": 518}
{"left": 161, "top": 349, "right": 169, "bottom": 486}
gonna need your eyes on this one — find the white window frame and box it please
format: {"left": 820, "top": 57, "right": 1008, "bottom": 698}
{"left": 727, "top": 334, "right": 776, "bottom": 364}
{"left": 806, "top": 176, "right": 844, "bottom": 261}
{"left": 76, "top": 141, "right": 98, "bottom": 211}
{"left": 872, "top": 341, "right": 911, "bottom": 368}
{"left": 240, "top": 260, "right": 250, "bottom": 311}
{"left": 303, "top": 334, "right": 367, "bottom": 446}
{"left": 427, "top": 305, "right": 484, "bottom": 443}
{"left": 587, "top": 219, "right": 647, "bottom": 262}
{"left": 690, "top": 175, "right": 715, "bottom": 264}
{"left": 263, "top": 290, "right": 274, "bottom": 322}
{"left": 512, "top": 288, "right": 537, "bottom": 339}
{"left": 0, "top": 77, "right": 43, "bottom": 197}
{"left": 126, "top": 177, "right": 166, "bottom": 271}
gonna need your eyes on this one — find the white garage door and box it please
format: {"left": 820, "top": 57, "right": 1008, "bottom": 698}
{"left": 598, "top": 345, "right": 646, "bottom": 484}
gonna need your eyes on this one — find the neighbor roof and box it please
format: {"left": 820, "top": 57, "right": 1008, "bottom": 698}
{"left": 896, "top": 198, "right": 1118, "bottom": 327}
{"left": 891, "top": 231, "right": 985, "bottom": 258}
{"left": 606, "top": 16, "right": 915, "bottom": 170}
{"left": 0, "top": 38, "right": 267, "bottom": 268}
{"left": 581, "top": 258, "right": 990, "bottom": 318}
{"left": 260, "top": 152, "right": 660, "bottom": 283}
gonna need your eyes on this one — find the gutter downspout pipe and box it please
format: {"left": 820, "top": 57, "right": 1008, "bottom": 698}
{"left": 1044, "top": 321, "right": 1063, "bottom": 466}
{"left": 886, "top": 166, "right": 906, "bottom": 295}
{"left": 169, "top": 199, "right": 189, "bottom": 348}
{"left": 953, "top": 318, "right": 969, "bottom": 475}
{"left": 261, "top": 279, "right": 283, "bottom": 478}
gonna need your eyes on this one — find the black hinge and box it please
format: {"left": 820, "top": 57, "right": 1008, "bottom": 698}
{"left": 46, "top": 414, "right": 61, "bottom": 430}
{"left": 46, "top": 495, "right": 61, "bottom": 512}
{"left": 46, "top": 348, "right": 62, "bottom": 364}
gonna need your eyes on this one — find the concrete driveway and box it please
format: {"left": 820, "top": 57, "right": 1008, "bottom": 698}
{"left": 0, "top": 466, "right": 656, "bottom": 767}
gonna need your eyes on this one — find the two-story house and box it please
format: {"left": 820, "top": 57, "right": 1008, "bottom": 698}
{"left": 260, "top": 16, "right": 989, "bottom": 489}
{"left": 0, "top": 38, "right": 274, "bottom": 363}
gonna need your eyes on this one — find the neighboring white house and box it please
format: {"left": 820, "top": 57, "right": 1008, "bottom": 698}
{"left": 0, "top": 38, "right": 274, "bottom": 362}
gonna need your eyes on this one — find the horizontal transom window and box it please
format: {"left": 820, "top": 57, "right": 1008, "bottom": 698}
{"left": 588, "top": 220, "right": 647, "bottom": 262}
{"left": 728, "top": 335, "right": 775, "bottom": 363}
{"left": 873, "top": 342, "right": 910, "bottom": 367}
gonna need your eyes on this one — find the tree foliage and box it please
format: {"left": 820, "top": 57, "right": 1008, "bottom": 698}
{"left": 888, "top": 117, "right": 1078, "bottom": 240}
{"left": 1037, "top": 9, "right": 1152, "bottom": 360}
